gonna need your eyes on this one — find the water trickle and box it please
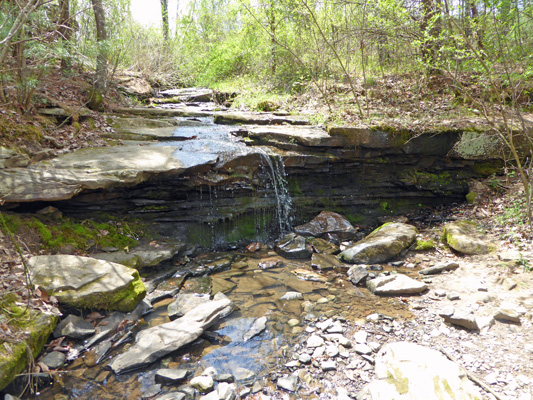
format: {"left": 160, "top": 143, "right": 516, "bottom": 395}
{"left": 258, "top": 150, "right": 294, "bottom": 235}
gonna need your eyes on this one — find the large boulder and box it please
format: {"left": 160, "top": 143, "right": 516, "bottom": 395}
{"left": 366, "top": 274, "right": 427, "bottom": 296}
{"left": 358, "top": 342, "right": 482, "bottom": 400}
{"left": 28, "top": 255, "right": 146, "bottom": 312}
{"left": 338, "top": 223, "right": 417, "bottom": 264}
{"left": 295, "top": 211, "right": 357, "bottom": 241}
{"left": 109, "top": 295, "right": 233, "bottom": 373}
{"left": 275, "top": 233, "right": 312, "bottom": 259}
{"left": 442, "top": 221, "right": 495, "bottom": 255}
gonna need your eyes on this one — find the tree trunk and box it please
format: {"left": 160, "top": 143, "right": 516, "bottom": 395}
{"left": 420, "top": 0, "right": 441, "bottom": 74}
{"left": 58, "top": 0, "right": 72, "bottom": 70}
{"left": 89, "top": 0, "right": 108, "bottom": 111}
{"left": 161, "top": 0, "right": 169, "bottom": 41}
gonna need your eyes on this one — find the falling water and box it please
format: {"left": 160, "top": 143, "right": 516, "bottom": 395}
{"left": 257, "top": 149, "right": 293, "bottom": 234}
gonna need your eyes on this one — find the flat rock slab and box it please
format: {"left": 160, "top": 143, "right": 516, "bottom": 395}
{"left": 358, "top": 342, "right": 481, "bottom": 400}
{"left": 28, "top": 255, "right": 146, "bottom": 312}
{"left": 113, "top": 106, "right": 214, "bottom": 118}
{"left": 93, "top": 242, "right": 187, "bottom": 270}
{"left": 53, "top": 314, "right": 95, "bottom": 339}
{"left": 295, "top": 211, "right": 358, "bottom": 241}
{"left": 109, "top": 296, "right": 233, "bottom": 373}
{"left": 158, "top": 88, "right": 214, "bottom": 102}
{"left": 168, "top": 293, "right": 211, "bottom": 320}
{"left": 0, "top": 145, "right": 218, "bottom": 203}
{"left": 239, "top": 125, "right": 343, "bottom": 147}
{"left": 214, "top": 112, "right": 309, "bottom": 126}
{"left": 443, "top": 221, "right": 495, "bottom": 255}
{"left": 339, "top": 223, "right": 417, "bottom": 264}
{"left": 418, "top": 262, "right": 459, "bottom": 275}
{"left": 367, "top": 274, "right": 427, "bottom": 296}
{"left": 311, "top": 253, "right": 345, "bottom": 270}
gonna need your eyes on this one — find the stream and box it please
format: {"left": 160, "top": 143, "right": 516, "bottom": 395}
{"left": 25, "top": 103, "right": 420, "bottom": 399}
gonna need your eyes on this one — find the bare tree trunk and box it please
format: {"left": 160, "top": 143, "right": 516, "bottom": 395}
{"left": 88, "top": 0, "right": 108, "bottom": 111}
{"left": 58, "top": 0, "right": 72, "bottom": 70}
{"left": 161, "top": 0, "right": 169, "bottom": 41}
{"left": 420, "top": 0, "right": 441, "bottom": 73}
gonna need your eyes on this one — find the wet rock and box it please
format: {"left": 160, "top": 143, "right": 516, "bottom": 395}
{"left": 418, "top": 262, "right": 460, "bottom": 275}
{"left": 214, "top": 374, "right": 234, "bottom": 383}
{"left": 280, "top": 291, "right": 303, "bottom": 300}
{"left": 443, "top": 221, "right": 495, "bottom": 255}
{"left": 359, "top": 342, "right": 481, "bottom": 400}
{"left": 143, "top": 384, "right": 162, "bottom": 399}
{"left": 190, "top": 375, "right": 215, "bottom": 393}
{"left": 233, "top": 367, "right": 255, "bottom": 382}
{"left": 155, "top": 369, "right": 190, "bottom": 384}
{"left": 168, "top": 293, "right": 211, "bottom": 320}
{"left": 311, "top": 253, "right": 345, "bottom": 270}
{"left": 308, "top": 237, "right": 340, "bottom": 255}
{"left": 339, "top": 223, "right": 417, "bottom": 264}
{"left": 40, "top": 351, "right": 65, "bottom": 369}
{"left": 277, "top": 375, "right": 298, "bottom": 392}
{"left": 292, "top": 268, "right": 327, "bottom": 282}
{"left": 28, "top": 255, "right": 146, "bottom": 312}
{"left": 53, "top": 315, "right": 95, "bottom": 339}
{"left": 258, "top": 260, "right": 282, "bottom": 270}
{"left": 109, "top": 296, "right": 233, "bottom": 373}
{"left": 367, "top": 274, "right": 427, "bottom": 296}
{"left": 438, "top": 307, "right": 480, "bottom": 331}
{"left": 243, "top": 316, "right": 267, "bottom": 341}
{"left": 275, "top": 234, "right": 312, "bottom": 259}
{"left": 294, "top": 211, "right": 358, "bottom": 241}
{"left": 347, "top": 266, "right": 369, "bottom": 285}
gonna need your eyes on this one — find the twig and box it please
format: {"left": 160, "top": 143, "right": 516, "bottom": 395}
{"left": 438, "top": 345, "right": 505, "bottom": 400}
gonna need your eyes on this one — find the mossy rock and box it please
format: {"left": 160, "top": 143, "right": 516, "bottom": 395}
{"left": 338, "top": 222, "right": 417, "bottom": 264}
{"left": 28, "top": 255, "right": 146, "bottom": 312}
{"left": 415, "top": 239, "right": 435, "bottom": 251}
{"left": 0, "top": 308, "right": 57, "bottom": 391}
{"left": 442, "top": 221, "right": 495, "bottom": 255}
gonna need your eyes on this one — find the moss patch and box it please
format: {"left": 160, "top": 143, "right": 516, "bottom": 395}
{"left": 0, "top": 296, "right": 57, "bottom": 391}
{"left": 415, "top": 239, "right": 435, "bottom": 251}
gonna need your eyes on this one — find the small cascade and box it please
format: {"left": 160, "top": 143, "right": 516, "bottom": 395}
{"left": 258, "top": 150, "right": 294, "bottom": 234}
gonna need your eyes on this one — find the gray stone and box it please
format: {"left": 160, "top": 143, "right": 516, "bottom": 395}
{"left": 299, "top": 353, "right": 312, "bottom": 364}
{"left": 233, "top": 367, "right": 255, "bottom": 382}
{"left": 339, "top": 223, "right": 417, "bottom": 264}
{"left": 93, "top": 242, "right": 185, "bottom": 270}
{"left": 275, "top": 233, "right": 312, "bottom": 259}
{"left": 190, "top": 375, "right": 215, "bottom": 393}
{"left": 358, "top": 342, "right": 481, "bottom": 400}
{"left": 0, "top": 145, "right": 219, "bottom": 203}
{"left": 277, "top": 375, "right": 298, "bottom": 392}
{"left": 40, "top": 351, "right": 65, "bottom": 369}
{"left": 214, "top": 374, "right": 234, "bottom": 383}
{"left": 28, "top": 255, "right": 146, "bottom": 312}
{"left": 53, "top": 314, "right": 95, "bottom": 339}
{"left": 280, "top": 291, "right": 303, "bottom": 300}
{"left": 355, "top": 344, "right": 373, "bottom": 355}
{"left": 307, "top": 334, "right": 325, "bottom": 348}
{"left": 347, "top": 266, "right": 369, "bottom": 285}
{"left": 109, "top": 297, "right": 233, "bottom": 373}
{"left": 214, "top": 112, "right": 309, "bottom": 126}
{"left": 418, "top": 262, "right": 460, "bottom": 275}
{"left": 354, "top": 330, "right": 368, "bottom": 344}
{"left": 494, "top": 306, "right": 522, "bottom": 324}
{"left": 308, "top": 237, "right": 340, "bottom": 255}
{"left": 198, "top": 391, "right": 219, "bottom": 400}
{"left": 311, "top": 253, "right": 345, "bottom": 270}
{"left": 242, "top": 125, "right": 343, "bottom": 148}
{"left": 439, "top": 308, "right": 480, "bottom": 330}
{"left": 443, "top": 221, "right": 495, "bottom": 255}
{"left": 321, "top": 360, "right": 337, "bottom": 371}
{"left": 292, "top": 268, "right": 327, "bottom": 282}
{"left": 155, "top": 393, "right": 186, "bottom": 400}
{"left": 155, "top": 369, "right": 189, "bottom": 384}
{"left": 217, "top": 382, "right": 237, "bottom": 400}
{"left": 168, "top": 293, "right": 211, "bottom": 320}
{"left": 295, "top": 211, "right": 357, "bottom": 241}
{"left": 367, "top": 274, "right": 427, "bottom": 296}
{"left": 243, "top": 316, "right": 267, "bottom": 341}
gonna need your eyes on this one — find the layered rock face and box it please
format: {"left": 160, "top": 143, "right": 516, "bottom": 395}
{"left": 0, "top": 107, "right": 504, "bottom": 246}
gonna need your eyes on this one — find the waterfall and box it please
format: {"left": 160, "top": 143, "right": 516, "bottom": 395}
{"left": 258, "top": 150, "right": 294, "bottom": 234}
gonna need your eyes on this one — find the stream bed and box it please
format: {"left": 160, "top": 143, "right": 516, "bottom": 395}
{"left": 30, "top": 246, "right": 414, "bottom": 400}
